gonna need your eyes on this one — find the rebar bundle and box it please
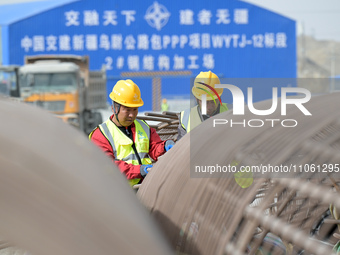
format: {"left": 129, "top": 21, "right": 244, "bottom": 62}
{"left": 138, "top": 93, "right": 340, "bottom": 255}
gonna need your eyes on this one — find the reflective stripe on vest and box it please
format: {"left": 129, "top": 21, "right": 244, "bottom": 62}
{"left": 180, "top": 103, "right": 229, "bottom": 132}
{"left": 100, "top": 121, "right": 117, "bottom": 158}
{"left": 89, "top": 118, "right": 152, "bottom": 187}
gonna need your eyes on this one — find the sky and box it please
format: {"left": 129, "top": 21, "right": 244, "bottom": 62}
{"left": 0, "top": 0, "right": 42, "bottom": 4}
{"left": 241, "top": 0, "right": 340, "bottom": 42}
{"left": 0, "top": 0, "right": 339, "bottom": 42}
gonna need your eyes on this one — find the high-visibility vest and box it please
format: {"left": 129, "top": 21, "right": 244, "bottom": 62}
{"left": 161, "top": 103, "right": 169, "bottom": 112}
{"left": 89, "top": 119, "right": 152, "bottom": 187}
{"left": 180, "top": 103, "right": 229, "bottom": 132}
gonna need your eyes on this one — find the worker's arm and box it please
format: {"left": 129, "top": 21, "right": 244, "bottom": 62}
{"left": 115, "top": 160, "right": 146, "bottom": 180}
{"left": 90, "top": 128, "right": 144, "bottom": 180}
{"left": 147, "top": 127, "right": 169, "bottom": 161}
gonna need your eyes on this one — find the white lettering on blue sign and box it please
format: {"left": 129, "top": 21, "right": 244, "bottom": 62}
{"left": 121, "top": 10, "right": 136, "bottom": 26}
{"left": 84, "top": 10, "right": 99, "bottom": 26}
{"left": 103, "top": 11, "right": 118, "bottom": 26}
{"left": 137, "top": 34, "right": 149, "bottom": 50}
{"left": 111, "top": 34, "right": 123, "bottom": 50}
{"left": 105, "top": 56, "right": 113, "bottom": 70}
{"left": 143, "top": 55, "right": 154, "bottom": 70}
{"left": 65, "top": 10, "right": 80, "bottom": 26}
{"left": 179, "top": 9, "right": 194, "bottom": 25}
{"left": 163, "top": 35, "right": 171, "bottom": 49}
{"left": 253, "top": 34, "right": 264, "bottom": 48}
{"left": 100, "top": 34, "right": 110, "bottom": 50}
{"left": 21, "top": 36, "right": 32, "bottom": 52}
{"left": 171, "top": 35, "right": 179, "bottom": 48}
{"left": 127, "top": 55, "right": 139, "bottom": 70}
{"left": 198, "top": 9, "right": 212, "bottom": 25}
{"left": 276, "top": 33, "right": 287, "bottom": 48}
{"left": 151, "top": 35, "right": 162, "bottom": 50}
{"left": 189, "top": 34, "right": 200, "bottom": 49}
{"left": 216, "top": 9, "right": 230, "bottom": 24}
{"left": 188, "top": 55, "right": 199, "bottom": 69}
{"left": 46, "top": 35, "right": 57, "bottom": 51}
{"left": 21, "top": 32, "right": 288, "bottom": 54}
{"left": 86, "top": 35, "right": 98, "bottom": 51}
{"left": 202, "top": 54, "right": 215, "bottom": 69}
{"left": 116, "top": 56, "right": 124, "bottom": 69}
{"left": 102, "top": 54, "right": 215, "bottom": 71}
{"left": 265, "top": 33, "right": 275, "bottom": 48}
{"left": 158, "top": 55, "right": 170, "bottom": 70}
{"left": 64, "top": 7, "right": 249, "bottom": 28}
{"left": 73, "top": 35, "right": 84, "bottom": 51}
{"left": 173, "top": 55, "right": 185, "bottom": 70}
{"left": 124, "top": 35, "right": 136, "bottom": 50}
{"left": 33, "top": 36, "right": 44, "bottom": 52}
{"left": 202, "top": 34, "right": 211, "bottom": 49}
{"left": 234, "top": 9, "right": 248, "bottom": 24}
{"left": 59, "top": 35, "right": 71, "bottom": 51}
{"left": 180, "top": 35, "right": 188, "bottom": 48}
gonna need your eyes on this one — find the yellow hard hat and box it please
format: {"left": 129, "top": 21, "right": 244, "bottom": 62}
{"left": 192, "top": 71, "right": 223, "bottom": 100}
{"left": 109, "top": 79, "right": 144, "bottom": 107}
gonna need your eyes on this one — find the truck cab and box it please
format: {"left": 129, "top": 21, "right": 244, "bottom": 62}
{"left": 19, "top": 61, "right": 85, "bottom": 127}
{"left": 18, "top": 55, "right": 107, "bottom": 134}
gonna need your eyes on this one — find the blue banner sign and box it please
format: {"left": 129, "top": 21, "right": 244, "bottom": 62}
{"left": 7, "top": 0, "right": 296, "bottom": 109}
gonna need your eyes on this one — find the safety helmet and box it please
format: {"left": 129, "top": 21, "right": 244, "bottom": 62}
{"left": 192, "top": 71, "right": 223, "bottom": 100}
{"left": 162, "top": 98, "right": 167, "bottom": 104}
{"left": 109, "top": 79, "right": 144, "bottom": 107}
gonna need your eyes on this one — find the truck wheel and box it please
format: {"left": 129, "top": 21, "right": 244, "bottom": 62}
{"left": 83, "top": 111, "right": 102, "bottom": 135}
{"left": 93, "top": 112, "right": 103, "bottom": 126}
{"left": 82, "top": 110, "right": 91, "bottom": 134}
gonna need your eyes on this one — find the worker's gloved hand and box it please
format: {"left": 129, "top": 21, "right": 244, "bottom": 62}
{"left": 164, "top": 140, "right": 175, "bottom": 152}
{"left": 140, "top": 164, "right": 153, "bottom": 177}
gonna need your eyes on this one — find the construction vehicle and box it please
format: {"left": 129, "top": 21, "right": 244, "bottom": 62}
{"left": 0, "top": 65, "right": 20, "bottom": 97}
{"left": 18, "top": 55, "right": 107, "bottom": 134}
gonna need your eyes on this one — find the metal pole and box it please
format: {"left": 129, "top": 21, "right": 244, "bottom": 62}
{"left": 152, "top": 77, "right": 161, "bottom": 111}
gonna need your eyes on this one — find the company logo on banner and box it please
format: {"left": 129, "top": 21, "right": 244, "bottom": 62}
{"left": 144, "top": 2, "right": 171, "bottom": 31}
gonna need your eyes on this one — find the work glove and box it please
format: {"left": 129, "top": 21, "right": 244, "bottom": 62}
{"left": 164, "top": 140, "right": 175, "bottom": 152}
{"left": 140, "top": 164, "right": 153, "bottom": 177}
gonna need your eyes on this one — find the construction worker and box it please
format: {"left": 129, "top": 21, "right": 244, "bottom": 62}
{"left": 178, "top": 72, "right": 252, "bottom": 188}
{"left": 161, "top": 98, "right": 169, "bottom": 112}
{"left": 177, "top": 71, "right": 231, "bottom": 141}
{"left": 89, "top": 79, "right": 175, "bottom": 187}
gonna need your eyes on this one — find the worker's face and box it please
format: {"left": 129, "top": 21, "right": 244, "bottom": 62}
{"left": 197, "top": 99, "right": 219, "bottom": 116}
{"left": 112, "top": 105, "right": 138, "bottom": 127}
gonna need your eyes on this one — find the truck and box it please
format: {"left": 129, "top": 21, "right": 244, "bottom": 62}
{"left": 18, "top": 55, "right": 107, "bottom": 134}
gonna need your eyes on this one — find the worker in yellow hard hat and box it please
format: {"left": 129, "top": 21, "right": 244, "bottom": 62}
{"left": 178, "top": 72, "right": 251, "bottom": 188}
{"left": 177, "top": 71, "right": 231, "bottom": 141}
{"left": 89, "top": 79, "right": 175, "bottom": 187}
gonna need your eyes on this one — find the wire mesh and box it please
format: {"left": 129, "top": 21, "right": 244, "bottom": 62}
{"left": 138, "top": 92, "right": 340, "bottom": 255}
